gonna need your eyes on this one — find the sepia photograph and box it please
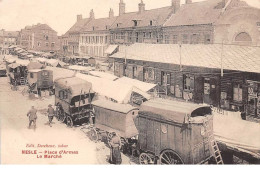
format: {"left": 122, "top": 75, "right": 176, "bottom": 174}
{"left": 0, "top": 0, "right": 260, "bottom": 167}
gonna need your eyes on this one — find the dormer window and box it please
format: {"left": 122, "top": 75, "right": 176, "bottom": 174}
{"left": 116, "top": 23, "right": 122, "bottom": 28}
{"left": 150, "top": 20, "right": 153, "bottom": 26}
{"left": 92, "top": 27, "right": 95, "bottom": 31}
{"left": 106, "top": 25, "right": 109, "bottom": 30}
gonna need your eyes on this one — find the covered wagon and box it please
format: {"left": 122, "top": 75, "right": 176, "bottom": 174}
{"left": 54, "top": 76, "right": 95, "bottom": 127}
{"left": 136, "top": 98, "right": 219, "bottom": 164}
{"left": 89, "top": 99, "right": 139, "bottom": 153}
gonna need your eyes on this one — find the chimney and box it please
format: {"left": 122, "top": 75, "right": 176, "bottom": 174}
{"left": 109, "top": 8, "right": 114, "bottom": 18}
{"left": 138, "top": 0, "right": 145, "bottom": 14}
{"left": 89, "top": 9, "right": 95, "bottom": 19}
{"left": 119, "top": 0, "right": 125, "bottom": 16}
{"left": 77, "top": 14, "right": 82, "bottom": 22}
{"left": 172, "top": 0, "right": 180, "bottom": 12}
{"left": 185, "top": 0, "right": 192, "bottom": 4}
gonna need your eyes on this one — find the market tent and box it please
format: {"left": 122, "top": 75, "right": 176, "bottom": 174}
{"left": 68, "top": 65, "right": 94, "bottom": 72}
{"left": 15, "top": 59, "right": 30, "bottom": 66}
{"left": 115, "top": 76, "right": 157, "bottom": 92}
{"left": 8, "top": 63, "right": 20, "bottom": 69}
{"left": 36, "top": 57, "right": 47, "bottom": 63}
{"left": 214, "top": 111, "right": 260, "bottom": 159}
{"left": 89, "top": 71, "right": 118, "bottom": 81}
{"left": 45, "top": 59, "right": 59, "bottom": 67}
{"left": 105, "top": 45, "right": 118, "bottom": 55}
{"left": 76, "top": 73, "right": 151, "bottom": 104}
{"left": 46, "top": 66, "right": 75, "bottom": 80}
{"left": 8, "top": 45, "right": 17, "bottom": 49}
{"left": 3, "top": 55, "right": 18, "bottom": 63}
{"left": 27, "top": 62, "right": 45, "bottom": 70}
{"left": 26, "top": 54, "right": 34, "bottom": 58}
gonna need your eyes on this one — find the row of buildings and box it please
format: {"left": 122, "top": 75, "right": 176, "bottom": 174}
{"left": 61, "top": 0, "right": 260, "bottom": 58}
{"left": 0, "top": 23, "right": 60, "bottom": 54}
{"left": 60, "top": 0, "right": 260, "bottom": 119}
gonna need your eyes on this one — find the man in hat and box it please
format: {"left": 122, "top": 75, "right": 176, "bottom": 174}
{"left": 27, "top": 106, "right": 37, "bottom": 129}
{"left": 109, "top": 132, "right": 122, "bottom": 165}
{"left": 47, "top": 104, "right": 55, "bottom": 127}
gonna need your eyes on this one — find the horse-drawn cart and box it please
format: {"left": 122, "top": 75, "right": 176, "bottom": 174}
{"left": 89, "top": 99, "right": 139, "bottom": 153}
{"left": 54, "top": 76, "right": 95, "bottom": 127}
{"left": 136, "top": 98, "right": 218, "bottom": 164}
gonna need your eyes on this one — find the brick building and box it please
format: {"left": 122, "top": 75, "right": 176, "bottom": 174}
{"left": 110, "top": 43, "right": 260, "bottom": 118}
{"left": 0, "top": 29, "right": 19, "bottom": 55}
{"left": 18, "top": 23, "right": 60, "bottom": 52}
{"left": 79, "top": 9, "right": 117, "bottom": 59}
{"left": 110, "top": 0, "right": 175, "bottom": 45}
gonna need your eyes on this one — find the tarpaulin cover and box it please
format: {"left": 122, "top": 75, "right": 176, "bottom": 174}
{"left": 214, "top": 111, "right": 260, "bottom": 159}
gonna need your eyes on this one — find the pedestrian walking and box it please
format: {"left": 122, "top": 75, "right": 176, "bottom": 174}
{"left": 109, "top": 132, "right": 122, "bottom": 165}
{"left": 47, "top": 104, "right": 55, "bottom": 127}
{"left": 27, "top": 106, "right": 37, "bottom": 129}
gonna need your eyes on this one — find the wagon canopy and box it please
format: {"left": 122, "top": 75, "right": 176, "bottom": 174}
{"left": 54, "top": 76, "right": 94, "bottom": 97}
{"left": 15, "top": 59, "right": 30, "bottom": 66}
{"left": 92, "top": 99, "right": 139, "bottom": 138}
{"left": 139, "top": 98, "right": 212, "bottom": 124}
{"left": 8, "top": 63, "right": 20, "bottom": 69}
{"left": 115, "top": 76, "right": 157, "bottom": 92}
{"left": 76, "top": 73, "right": 151, "bottom": 103}
{"left": 27, "top": 62, "right": 45, "bottom": 70}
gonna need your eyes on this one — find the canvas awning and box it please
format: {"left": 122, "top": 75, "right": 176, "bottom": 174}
{"left": 89, "top": 71, "right": 118, "bottom": 81}
{"left": 105, "top": 45, "right": 118, "bottom": 55}
{"left": 15, "top": 59, "right": 30, "bottom": 66}
{"left": 36, "top": 57, "right": 47, "bottom": 63}
{"left": 8, "top": 63, "right": 20, "bottom": 69}
{"left": 76, "top": 73, "right": 151, "bottom": 104}
{"left": 27, "top": 62, "right": 45, "bottom": 70}
{"left": 115, "top": 77, "right": 157, "bottom": 92}
{"left": 68, "top": 65, "right": 94, "bottom": 72}
{"left": 46, "top": 59, "right": 59, "bottom": 67}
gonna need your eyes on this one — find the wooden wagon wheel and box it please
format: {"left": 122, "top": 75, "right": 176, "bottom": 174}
{"left": 66, "top": 115, "right": 73, "bottom": 128}
{"left": 159, "top": 150, "right": 184, "bottom": 165}
{"left": 139, "top": 153, "right": 154, "bottom": 165}
{"left": 60, "top": 112, "right": 66, "bottom": 123}
{"left": 89, "top": 128, "right": 99, "bottom": 142}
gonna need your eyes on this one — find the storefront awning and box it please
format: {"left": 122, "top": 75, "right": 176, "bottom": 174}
{"left": 105, "top": 45, "right": 118, "bottom": 55}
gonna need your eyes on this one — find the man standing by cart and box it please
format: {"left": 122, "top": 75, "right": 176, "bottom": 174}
{"left": 27, "top": 106, "right": 37, "bottom": 129}
{"left": 47, "top": 104, "right": 55, "bottom": 127}
{"left": 109, "top": 133, "right": 122, "bottom": 165}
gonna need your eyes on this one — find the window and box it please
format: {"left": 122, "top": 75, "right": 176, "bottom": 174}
{"left": 235, "top": 32, "right": 252, "bottom": 42}
{"left": 92, "top": 27, "right": 95, "bottom": 31}
{"left": 204, "top": 34, "right": 211, "bottom": 44}
{"left": 182, "top": 34, "right": 189, "bottom": 44}
{"left": 183, "top": 74, "right": 194, "bottom": 91}
{"left": 191, "top": 34, "right": 199, "bottom": 44}
{"left": 149, "top": 32, "right": 152, "bottom": 39}
{"left": 51, "top": 42, "right": 55, "bottom": 47}
{"left": 173, "top": 35, "right": 178, "bottom": 44}
{"left": 30, "top": 73, "right": 34, "bottom": 78}
{"left": 144, "top": 68, "right": 155, "bottom": 82}
{"left": 45, "top": 36, "right": 49, "bottom": 40}
{"left": 37, "top": 42, "right": 41, "bottom": 46}
{"left": 233, "top": 84, "right": 243, "bottom": 102}
{"left": 165, "top": 35, "right": 170, "bottom": 44}
{"left": 45, "top": 42, "right": 49, "bottom": 47}
{"left": 59, "top": 90, "right": 68, "bottom": 99}
{"left": 133, "top": 20, "right": 138, "bottom": 27}
{"left": 150, "top": 20, "right": 153, "bottom": 26}
{"left": 133, "top": 66, "right": 138, "bottom": 79}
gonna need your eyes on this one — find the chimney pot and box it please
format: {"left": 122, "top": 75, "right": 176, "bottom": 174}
{"left": 119, "top": 0, "right": 126, "bottom": 16}
{"left": 138, "top": 0, "right": 145, "bottom": 14}
{"left": 77, "top": 14, "right": 82, "bottom": 22}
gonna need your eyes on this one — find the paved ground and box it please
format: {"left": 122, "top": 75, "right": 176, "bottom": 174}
{"left": 0, "top": 76, "right": 136, "bottom": 164}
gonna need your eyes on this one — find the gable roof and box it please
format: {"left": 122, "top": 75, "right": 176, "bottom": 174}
{"left": 110, "top": 6, "right": 174, "bottom": 29}
{"left": 30, "top": 24, "right": 57, "bottom": 33}
{"left": 2, "top": 31, "right": 19, "bottom": 37}
{"left": 164, "top": 0, "right": 223, "bottom": 27}
{"left": 65, "top": 18, "right": 91, "bottom": 35}
{"left": 110, "top": 43, "right": 260, "bottom": 74}
{"left": 82, "top": 17, "right": 117, "bottom": 32}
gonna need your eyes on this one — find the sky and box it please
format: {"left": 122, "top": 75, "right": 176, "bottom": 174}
{"left": 0, "top": 0, "right": 259, "bottom": 35}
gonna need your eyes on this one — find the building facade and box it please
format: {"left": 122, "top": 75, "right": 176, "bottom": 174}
{"left": 0, "top": 29, "right": 19, "bottom": 54}
{"left": 111, "top": 43, "right": 260, "bottom": 119}
{"left": 63, "top": 14, "right": 91, "bottom": 56}
{"left": 79, "top": 9, "right": 117, "bottom": 59}
{"left": 109, "top": 0, "right": 175, "bottom": 45}
{"left": 19, "top": 23, "right": 60, "bottom": 52}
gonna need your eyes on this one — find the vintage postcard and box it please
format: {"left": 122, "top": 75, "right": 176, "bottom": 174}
{"left": 0, "top": 0, "right": 260, "bottom": 165}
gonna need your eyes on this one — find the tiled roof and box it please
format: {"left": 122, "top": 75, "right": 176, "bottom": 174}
{"left": 82, "top": 17, "right": 117, "bottom": 32}
{"left": 110, "top": 6, "right": 174, "bottom": 29}
{"left": 30, "top": 24, "right": 57, "bottom": 33}
{"left": 110, "top": 43, "right": 260, "bottom": 74}
{"left": 3, "top": 31, "right": 19, "bottom": 37}
{"left": 163, "top": 0, "right": 223, "bottom": 27}
{"left": 65, "top": 18, "right": 91, "bottom": 35}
